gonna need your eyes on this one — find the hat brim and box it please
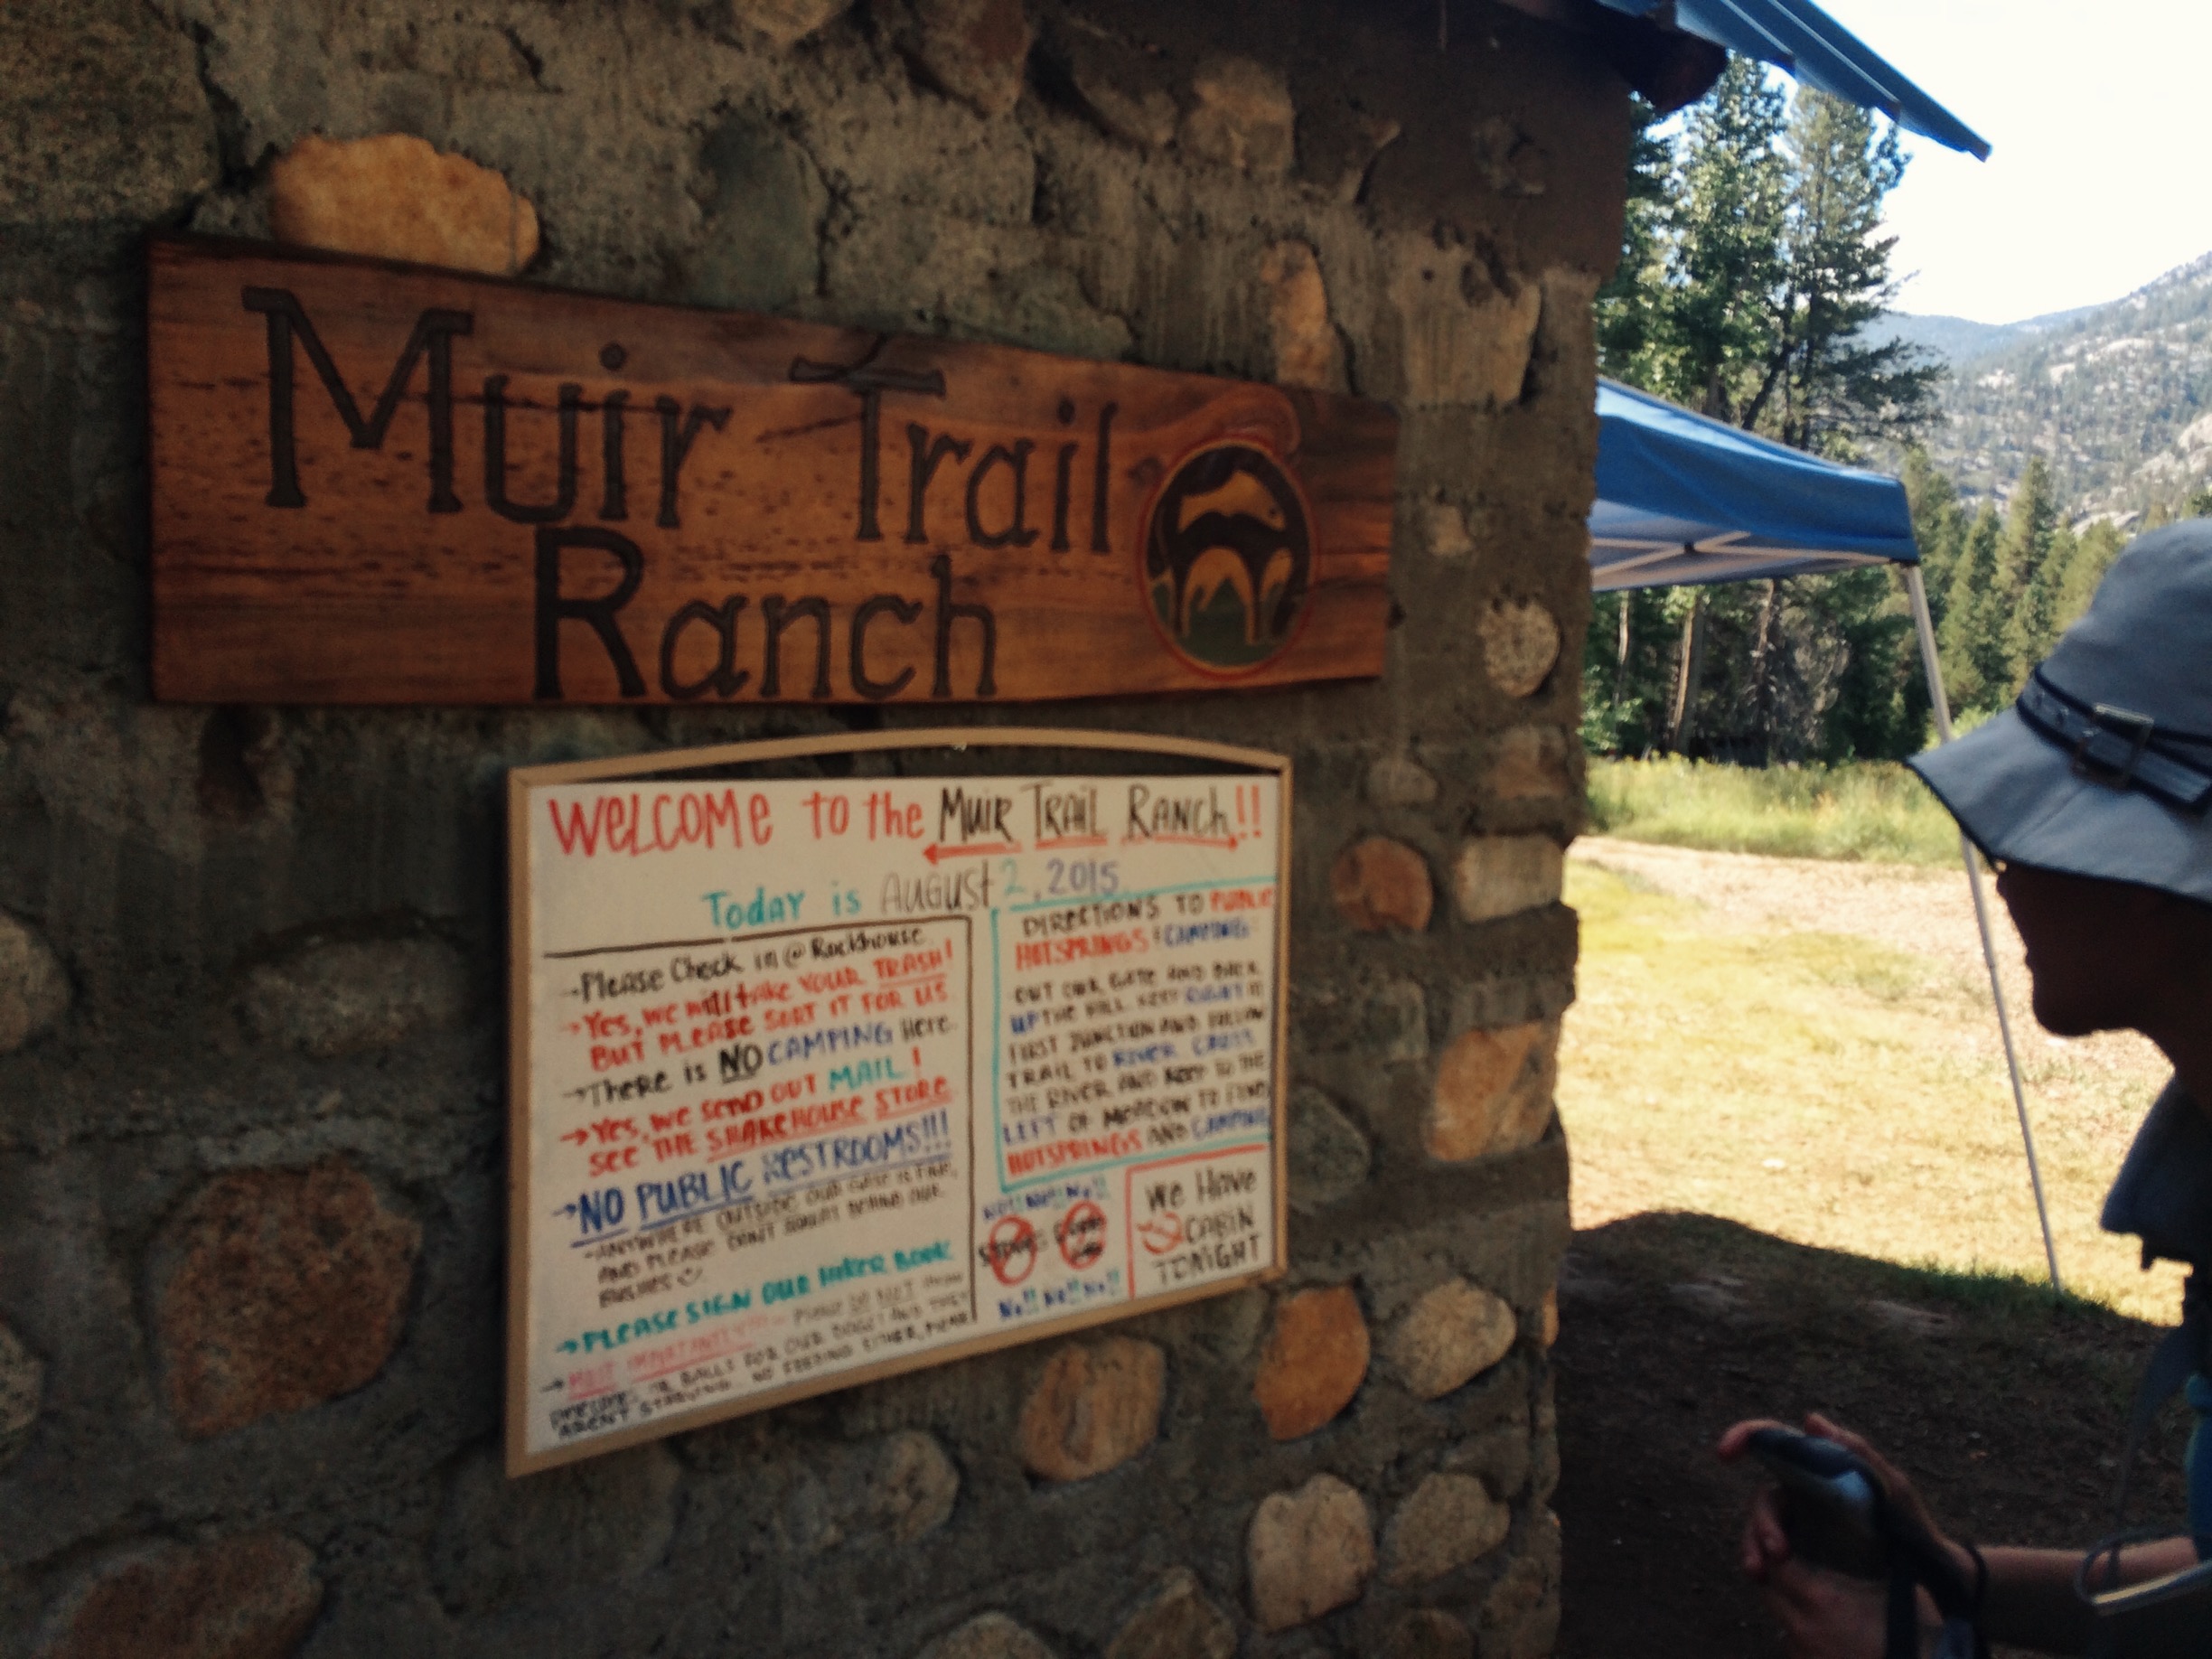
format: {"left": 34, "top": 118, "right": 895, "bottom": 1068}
{"left": 1908, "top": 709, "right": 2212, "bottom": 904}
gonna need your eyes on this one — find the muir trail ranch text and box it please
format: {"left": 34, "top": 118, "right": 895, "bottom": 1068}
{"left": 149, "top": 238, "right": 1397, "bottom": 707}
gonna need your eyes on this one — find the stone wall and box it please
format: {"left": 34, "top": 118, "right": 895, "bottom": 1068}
{"left": 0, "top": 0, "right": 1625, "bottom": 1652}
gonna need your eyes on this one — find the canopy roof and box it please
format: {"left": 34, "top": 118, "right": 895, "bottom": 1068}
{"left": 1595, "top": 0, "right": 1990, "bottom": 158}
{"left": 1589, "top": 377, "right": 1918, "bottom": 592}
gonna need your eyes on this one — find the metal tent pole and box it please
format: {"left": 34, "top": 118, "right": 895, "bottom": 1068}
{"left": 1906, "top": 567, "right": 2064, "bottom": 1293}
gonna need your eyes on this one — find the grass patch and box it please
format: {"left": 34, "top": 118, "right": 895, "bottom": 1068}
{"left": 1585, "top": 755, "right": 1964, "bottom": 865}
{"left": 1559, "top": 861, "right": 2184, "bottom": 1324}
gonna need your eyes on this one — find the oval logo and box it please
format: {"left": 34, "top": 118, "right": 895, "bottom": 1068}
{"left": 1141, "top": 441, "right": 1313, "bottom": 675}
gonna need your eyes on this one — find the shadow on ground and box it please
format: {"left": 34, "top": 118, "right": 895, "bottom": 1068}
{"left": 1552, "top": 1213, "right": 2187, "bottom": 1658}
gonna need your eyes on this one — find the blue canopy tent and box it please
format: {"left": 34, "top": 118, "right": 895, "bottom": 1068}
{"left": 1589, "top": 379, "right": 2066, "bottom": 1290}
{"left": 1591, "top": 379, "right": 1922, "bottom": 592}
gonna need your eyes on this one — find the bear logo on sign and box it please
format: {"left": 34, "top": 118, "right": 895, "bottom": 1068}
{"left": 1141, "top": 441, "right": 1312, "bottom": 675}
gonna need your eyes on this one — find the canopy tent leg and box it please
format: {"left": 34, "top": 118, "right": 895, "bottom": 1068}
{"left": 1906, "top": 567, "right": 2064, "bottom": 1294}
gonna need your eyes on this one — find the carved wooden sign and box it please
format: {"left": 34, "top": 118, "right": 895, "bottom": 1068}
{"left": 147, "top": 237, "right": 1396, "bottom": 706}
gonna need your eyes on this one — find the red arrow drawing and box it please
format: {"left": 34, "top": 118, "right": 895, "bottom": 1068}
{"left": 923, "top": 841, "right": 1019, "bottom": 864}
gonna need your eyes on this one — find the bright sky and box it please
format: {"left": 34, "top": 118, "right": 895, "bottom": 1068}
{"left": 1810, "top": 1, "right": 2212, "bottom": 323}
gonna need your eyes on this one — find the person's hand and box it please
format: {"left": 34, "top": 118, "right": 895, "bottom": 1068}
{"left": 1734, "top": 1479, "right": 1889, "bottom": 1656}
{"left": 1717, "top": 1414, "right": 1965, "bottom": 1658}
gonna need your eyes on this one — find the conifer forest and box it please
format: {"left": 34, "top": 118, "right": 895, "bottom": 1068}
{"left": 1587, "top": 63, "right": 2169, "bottom": 764}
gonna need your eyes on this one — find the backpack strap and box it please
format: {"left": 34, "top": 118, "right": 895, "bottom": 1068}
{"left": 1876, "top": 1487, "right": 1989, "bottom": 1659}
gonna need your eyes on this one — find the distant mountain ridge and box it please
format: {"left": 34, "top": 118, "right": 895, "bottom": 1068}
{"left": 1870, "top": 305, "right": 2092, "bottom": 368}
{"left": 1882, "top": 252, "right": 2212, "bottom": 514}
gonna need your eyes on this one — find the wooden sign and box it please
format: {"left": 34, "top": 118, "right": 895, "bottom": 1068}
{"left": 507, "top": 729, "right": 1289, "bottom": 1473}
{"left": 148, "top": 237, "right": 1396, "bottom": 705}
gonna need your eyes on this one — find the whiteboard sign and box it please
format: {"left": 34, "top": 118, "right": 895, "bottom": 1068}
{"left": 505, "top": 731, "right": 1289, "bottom": 1472}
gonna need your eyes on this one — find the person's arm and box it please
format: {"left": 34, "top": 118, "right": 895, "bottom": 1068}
{"left": 1720, "top": 1414, "right": 2200, "bottom": 1658}
{"left": 1974, "top": 1537, "right": 2198, "bottom": 1653}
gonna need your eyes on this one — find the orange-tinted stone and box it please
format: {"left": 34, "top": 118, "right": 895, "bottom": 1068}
{"left": 43, "top": 1533, "right": 321, "bottom": 1659}
{"left": 155, "top": 1157, "right": 419, "bottom": 1438}
{"left": 1331, "top": 837, "right": 1434, "bottom": 933}
{"left": 897, "top": 0, "right": 1034, "bottom": 117}
{"left": 1427, "top": 1020, "right": 1559, "bottom": 1163}
{"left": 1252, "top": 1284, "right": 1369, "bottom": 1440}
{"left": 1261, "top": 240, "right": 1345, "bottom": 392}
{"left": 270, "top": 133, "right": 539, "bottom": 276}
{"left": 1181, "top": 58, "right": 1294, "bottom": 174}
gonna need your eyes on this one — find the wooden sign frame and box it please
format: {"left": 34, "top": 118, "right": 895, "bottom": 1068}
{"left": 149, "top": 235, "right": 1396, "bottom": 707}
{"left": 506, "top": 727, "right": 1290, "bottom": 1474}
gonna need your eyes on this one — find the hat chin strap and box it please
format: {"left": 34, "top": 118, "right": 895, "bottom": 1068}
{"left": 2015, "top": 670, "right": 2212, "bottom": 814}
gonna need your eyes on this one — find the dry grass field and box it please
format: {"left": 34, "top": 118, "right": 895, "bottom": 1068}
{"left": 1558, "top": 839, "right": 2181, "bottom": 1322}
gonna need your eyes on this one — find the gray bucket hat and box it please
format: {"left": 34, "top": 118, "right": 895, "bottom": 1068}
{"left": 1907, "top": 520, "right": 2212, "bottom": 904}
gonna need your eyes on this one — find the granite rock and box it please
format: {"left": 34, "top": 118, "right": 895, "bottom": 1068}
{"left": 1286, "top": 1085, "right": 1371, "bottom": 1213}
{"left": 238, "top": 935, "right": 470, "bottom": 1058}
{"left": 1180, "top": 58, "right": 1294, "bottom": 174}
{"left": 0, "top": 911, "right": 69, "bottom": 1054}
{"left": 895, "top": 0, "right": 1035, "bottom": 118}
{"left": 1383, "top": 1471, "right": 1510, "bottom": 1584}
{"left": 154, "top": 1158, "right": 420, "bottom": 1439}
{"left": 1364, "top": 755, "right": 1439, "bottom": 808}
{"left": 1477, "top": 600, "right": 1563, "bottom": 698}
{"left": 1246, "top": 1474, "right": 1374, "bottom": 1632}
{"left": 1017, "top": 1336, "right": 1164, "bottom": 1482}
{"left": 1451, "top": 837, "right": 1564, "bottom": 925}
{"left": 730, "top": 0, "right": 856, "bottom": 45}
{"left": 874, "top": 1429, "right": 961, "bottom": 1542}
{"left": 1383, "top": 1608, "right": 1475, "bottom": 1659}
{"left": 918, "top": 1612, "right": 1057, "bottom": 1659}
{"left": 1387, "top": 1279, "right": 1517, "bottom": 1400}
{"left": 1488, "top": 726, "right": 1573, "bottom": 801}
{"left": 1105, "top": 1569, "right": 1235, "bottom": 1659}
{"left": 41, "top": 1533, "right": 322, "bottom": 1659}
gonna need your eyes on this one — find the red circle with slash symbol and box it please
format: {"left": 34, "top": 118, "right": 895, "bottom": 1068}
{"left": 983, "top": 1215, "right": 1038, "bottom": 1285}
{"left": 1055, "top": 1201, "right": 1107, "bottom": 1270}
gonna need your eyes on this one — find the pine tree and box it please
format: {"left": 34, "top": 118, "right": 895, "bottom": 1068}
{"left": 2056, "top": 520, "right": 2127, "bottom": 633}
{"left": 1902, "top": 448, "right": 1966, "bottom": 631}
{"left": 1938, "top": 503, "right": 2004, "bottom": 712}
{"left": 1596, "top": 97, "right": 1673, "bottom": 383}
{"left": 1644, "top": 58, "right": 1791, "bottom": 419}
{"left": 1752, "top": 93, "right": 1941, "bottom": 454}
{"left": 1997, "top": 457, "right": 2061, "bottom": 685}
